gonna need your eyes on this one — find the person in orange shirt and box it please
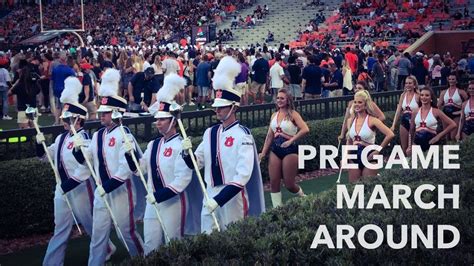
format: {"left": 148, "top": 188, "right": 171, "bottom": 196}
{"left": 179, "top": 38, "right": 187, "bottom": 48}
{"left": 344, "top": 47, "right": 358, "bottom": 80}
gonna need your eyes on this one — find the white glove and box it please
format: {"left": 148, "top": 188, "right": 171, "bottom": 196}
{"left": 123, "top": 141, "right": 134, "bottom": 154}
{"left": 146, "top": 193, "right": 157, "bottom": 205}
{"left": 204, "top": 198, "right": 219, "bottom": 213}
{"left": 181, "top": 137, "right": 192, "bottom": 152}
{"left": 36, "top": 132, "right": 45, "bottom": 144}
{"left": 96, "top": 185, "right": 106, "bottom": 197}
{"left": 73, "top": 134, "right": 84, "bottom": 150}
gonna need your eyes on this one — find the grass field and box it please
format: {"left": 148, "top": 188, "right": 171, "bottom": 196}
{"left": 0, "top": 172, "right": 348, "bottom": 265}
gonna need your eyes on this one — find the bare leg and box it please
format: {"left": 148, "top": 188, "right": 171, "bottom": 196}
{"left": 450, "top": 116, "right": 460, "bottom": 140}
{"left": 399, "top": 126, "right": 409, "bottom": 156}
{"left": 282, "top": 154, "right": 300, "bottom": 193}
{"left": 348, "top": 168, "right": 362, "bottom": 182}
{"left": 362, "top": 167, "right": 378, "bottom": 179}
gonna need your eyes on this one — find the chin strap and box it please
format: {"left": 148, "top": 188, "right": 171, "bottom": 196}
{"left": 220, "top": 104, "right": 235, "bottom": 123}
{"left": 164, "top": 117, "right": 176, "bottom": 135}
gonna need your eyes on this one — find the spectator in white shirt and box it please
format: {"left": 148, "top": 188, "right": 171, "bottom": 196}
{"left": 162, "top": 52, "right": 180, "bottom": 76}
{"left": 0, "top": 61, "right": 12, "bottom": 120}
{"left": 269, "top": 54, "right": 285, "bottom": 101}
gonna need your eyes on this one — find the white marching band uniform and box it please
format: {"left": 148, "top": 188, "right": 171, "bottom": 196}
{"left": 41, "top": 76, "right": 115, "bottom": 266}
{"left": 76, "top": 69, "right": 145, "bottom": 265}
{"left": 136, "top": 73, "right": 200, "bottom": 255}
{"left": 182, "top": 56, "right": 265, "bottom": 234}
{"left": 39, "top": 59, "right": 265, "bottom": 263}
{"left": 187, "top": 121, "right": 265, "bottom": 233}
{"left": 42, "top": 129, "right": 98, "bottom": 266}
{"left": 139, "top": 133, "right": 195, "bottom": 254}
{"left": 81, "top": 125, "right": 145, "bottom": 265}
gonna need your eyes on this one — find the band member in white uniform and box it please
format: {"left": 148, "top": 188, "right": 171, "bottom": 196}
{"left": 408, "top": 87, "right": 456, "bottom": 153}
{"left": 345, "top": 90, "right": 394, "bottom": 182}
{"left": 259, "top": 88, "right": 309, "bottom": 208}
{"left": 181, "top": 56, "right": 265, "bottom": 233}
{"left": 391, "top": 75, "right": 419, "bottom": 155}
{"left": 38, "top": 77, "right": 116, "bottom": 265}
{"left": 130, "top": 74, "right": 198, "bottom": 255}
{"left": 74, "top": 69, "right": 146, "bottom": 265}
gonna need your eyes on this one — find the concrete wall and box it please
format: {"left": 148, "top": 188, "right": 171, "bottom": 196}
{"left": 408, "top": 30, "right": 474, "bottom": 59}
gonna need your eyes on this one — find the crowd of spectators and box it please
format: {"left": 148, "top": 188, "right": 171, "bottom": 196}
{"left": 293, "top": 0, "right": 473, "bottom": 54}
{"left": 1, "top": 40, "right": 473, "bottom": 128}
{"left": 215, "top": 28, "right": 234, "bottom": 44}
{"left": 0, "top": 0, "right": 474, "bottom": 130}
{"left": 230, "top": 4, "right": 269, "bottom": 30}
{"left": 1, "top": 0, "right": 253, "bottom": 47}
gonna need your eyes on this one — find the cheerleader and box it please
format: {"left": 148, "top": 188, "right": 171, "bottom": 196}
{"left": 456, "top": 80, "right": 474, "bottom": 141}
{"left": 408, "top": 87, "right": 456, "bottom": 154}
{"left": 338, "top": 80, "right": 385, "bottom": 141}
{"left": 345, "top": 90, "right": 394, "bottom": 182}
{"left": 259, "top": 88, "right": 310, "bottom": 207}
{"left": 391, "top": 75, "right": 419, "bottom": 155}
{"left": 437, "top": 74, "right": 468, "bottom": 140}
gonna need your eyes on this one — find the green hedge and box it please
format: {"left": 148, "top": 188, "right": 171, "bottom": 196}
{"left": 0, "top": 158, "right": 55, "bottom": 238}
{"left": 128, "top": 135, "right": 474, "bottom": 265}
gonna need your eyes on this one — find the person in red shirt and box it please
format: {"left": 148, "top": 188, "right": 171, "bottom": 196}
{"left": 180, "top": 38, "right": 187, "bottom": 48}
{"left": 344, "top": 47, "right": 358, "bottom": 80}
{"left": 110, "top": 36, "right": 118, "bottom": 46}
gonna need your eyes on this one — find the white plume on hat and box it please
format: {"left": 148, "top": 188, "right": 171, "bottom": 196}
{"left": 60, "top": 76, "right": 83, "bottom": 104}
{"left": 99, "top": 68, "right": 121, "bottom": 97}
{"left": 212, "top": 56, "right": 241, "bottom": 93}
{"left": 158, "top": 73, "right": 186, "bottom": 103}
{"left": 149, "top": 73, "right": 186, "bottom": 115}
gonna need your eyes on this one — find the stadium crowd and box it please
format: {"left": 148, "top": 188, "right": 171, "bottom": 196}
{"left": 1, "top": 0, "right": 252, "bottom": 46}
{"left": 1, "top": 42, "right": 473, "bottom": 128}
{"left": 0, "top": 0, "right": 473, "bottom": 130}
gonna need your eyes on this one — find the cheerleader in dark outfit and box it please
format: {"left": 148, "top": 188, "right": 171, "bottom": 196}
{"left": 456, "top": 80, "right": 474, "bottom": 141}
{"left": 407, "top": 87, "right": 456, "bottom": 154}
{"left": 259, "top": 88, "right": 310, "bottom": 207}
{"left": 345, "top": 90, "right": 394, "bottom": 182}
{"left": 437, "top": 74, "right": 468, "bottom": 140}
{"left": 391, "top": 75, "right": 419, "bottom": 155}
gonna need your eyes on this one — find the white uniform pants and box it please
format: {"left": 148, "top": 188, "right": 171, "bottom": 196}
{"left": 201, "top": 186, "right": 249, "bottom": 234}
{"left": 43, "top": 180, "right": 96, "bottom": 266}
{"left": 88, "top": 180, "right": 144, "bottom": 266}
{"left": 143, "top": 193, "right": 188, "bottom": 255}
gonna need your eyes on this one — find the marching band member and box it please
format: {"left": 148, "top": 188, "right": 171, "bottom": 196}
{"left": 73, "top": 69, "right": 145, "bottom": 265}
{"left": 38, "top": 76, "right": 115, "bottom": 265}
{"left": 131, "top": 74, "right": 199, "bottom": 255}
{"left": 181, "top": 56, "right": 265, "bottom": 233}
